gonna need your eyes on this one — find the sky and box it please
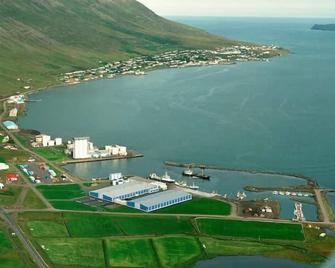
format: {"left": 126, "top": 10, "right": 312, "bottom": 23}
{"left": 137, "top": 0, "right": 335, "bottom": 18}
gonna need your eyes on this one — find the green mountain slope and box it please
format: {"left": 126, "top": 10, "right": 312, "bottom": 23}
{"left": 0, "top": 0, "right": 239, "bottom": 96}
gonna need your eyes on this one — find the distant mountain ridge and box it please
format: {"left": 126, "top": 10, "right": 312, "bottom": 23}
{"left": 311, "top": 24, "right": 335, "bottom": 31}
{"left": 0, "top": 0, "right": 241, "bottom": 95}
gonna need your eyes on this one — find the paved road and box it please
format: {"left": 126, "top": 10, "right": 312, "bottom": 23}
{"left": 0, "top": 208, "right": 48, "bottom": 268}
{"left": 315, "top": 189, "right": 331, "bottom": 223}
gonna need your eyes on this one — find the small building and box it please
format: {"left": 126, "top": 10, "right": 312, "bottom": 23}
{"left": 3, "top": 121, "right": 18, "bottom": 130}
{"left": 55, "top": 138, "right": 63, "bottom": 146}
{"left": 0, "top": 183, "right": 4, "bottom": 190}
{"left": 48, "top": 140, "right": 55, "bottom": 147}
{"left": 6, "top": 173, "right": 19, "bottom": 182}
{"left": 9, "top": 108, "right": 18, "bottom": 118}
{"left": 89, "top": 180, "right": 159, "bottom": 202}
{"left": 127, "top": 190, "right": 192, "bottom": 212}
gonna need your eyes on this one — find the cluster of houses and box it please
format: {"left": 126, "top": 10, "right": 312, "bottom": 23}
{"left": 61, "top": 45, "right": 282, "bottom": 84}
{"left": 32, "top": 134, "right": 63, "bottom": 148}
{"left": 7, "top": 94, "right": 25, "bottom": 105}
{"left": 0, "top": 173, "right": 20, "bottom": 190}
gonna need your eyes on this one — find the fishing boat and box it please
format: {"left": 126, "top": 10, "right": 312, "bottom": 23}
{"left": 161, "top": 171, "right": 175, "bottom": 183}
{"left": 149, "top": 172, "right": 175, "bottom": 183}
{"left": 182, "top": 167, "right": 196, "bottom": 177}
{"left": 196, "top": 168, "right": 210, "bottom": 180}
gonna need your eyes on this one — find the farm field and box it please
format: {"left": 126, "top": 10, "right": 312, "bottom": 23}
{"left": 197, "top": 218, "right": 305, "bottom": 241}
{"left": 153, "top": 236, "right": 203, "bottom": 268}
{"left": 37, "top": 238, "right": 105, "bottom": 267}
{"left": 36, "top": 184, "right": 85, "bottom": 200}
{"left": 27, "top": 221, "right": 69, "bottom": 238}
{"left": 64, "top": 213, "right": 196, "bottom": 237}
{"left": 105, "top": 238, "right": 158, "bottom": 267}
{"left": 156, "top": 198, "right": 231, "bottom": 215}
{"left": 199, "top": 237, "right": 284, "bottom": 256}
{"left": 16, "top": 212, "right": 330, "bottom": 267}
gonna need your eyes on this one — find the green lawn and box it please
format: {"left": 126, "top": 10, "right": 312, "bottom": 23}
{"left": 37, "top": 238, "right": 105, "bottom": 267}
{"left": 22, "top": 189, "right": 46, "bottom": 209}
{"left": 50, "top": 200, "right": 97, "bottom": 211}
{"left": 64, "top": 213, "right": 196, "bottom": 237}
{"left": 32, "top": 147, "right": 70, "bottom": 162}
{"left": 105, "top": 238, "right": 158, "bottom": 267}
{"left": 200, "top": 237, "right": 283, "bottom": 257}
{"left": 27, "top": 221, "right": 69, "bottom": 238}
{"left": 156, "top": 198, "right": 231, "bottom": 215}
{"left": 37, "top": 184, "right": 85, "bottom": 200}
{"left": 153, "top": 236, "right": 203, "bottom": 268}
{"left": 0, "top": 186, "right": 22, "bottom": 207}
{"left": 197, "top": 219, "right": 305, "bottom": 241}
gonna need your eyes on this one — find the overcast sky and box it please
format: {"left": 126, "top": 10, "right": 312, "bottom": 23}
{"left": 137, "top": 0, "right": 335, "bottom": 17}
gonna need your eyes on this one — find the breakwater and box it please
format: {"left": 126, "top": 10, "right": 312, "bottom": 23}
{"left": 164, "top": 161, "right": 317, "bottom": 186}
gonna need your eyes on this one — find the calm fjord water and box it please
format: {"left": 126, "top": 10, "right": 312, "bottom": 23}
{"left": 19, "top": 18, "right": 335, "bottom": 221}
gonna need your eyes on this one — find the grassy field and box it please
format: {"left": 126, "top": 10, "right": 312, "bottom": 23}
{"left": 200, "top": 237, "right": 284, "bottom": 256}
{"left": 153, "top": 236, "right": 203, "bottom": 268}
{"left": 36, "top": 184, "right": 85, "bottom": 200}
{"left": 0, "top": 186, "right": 22, "bottom": 207}
{"left": 17, "top": 212, "right": 331, "bottom": 267}
{"left": 22, "top": 189, "right": 46, "bottom": 209}
{"left": 64, "top": 213, "right": 196, "bottom": 237}
{"left": 156, "top": 198, "right": 231, "bottom": 215}
{"left": 50, "top": 200, "right": 97, "bottom": 211}
{"left": 32, "top": 147, "right": 70, "bottom": 162}
{"left": 37, "top": 238, "right": 105, "bottom": 267}
{"left": 197, "top": 219, "right": 305, "bottom": 241}
{"left": 105, "top": 238, "right": 158, "bottom": 267}
{"left": 27, "top": 221, "right": 69, "bottom": 238}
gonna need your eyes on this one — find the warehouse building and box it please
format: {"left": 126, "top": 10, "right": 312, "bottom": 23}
{"left": 89, "top": 180, "right": 160, "bottom": 202}
{"left": 127, "top": 190, "right": 192, "bottom": 212}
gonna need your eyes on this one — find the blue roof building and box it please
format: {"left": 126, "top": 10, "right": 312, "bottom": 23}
{"left": 127, "top": 190, "right": 192, "bottom": 212}
{"left": 2, "top": 121, "right": 18, "bottom": 130}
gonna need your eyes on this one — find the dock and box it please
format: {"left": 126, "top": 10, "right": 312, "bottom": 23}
{"left": 60, "top": 150, "right": 143, "bottom": 165}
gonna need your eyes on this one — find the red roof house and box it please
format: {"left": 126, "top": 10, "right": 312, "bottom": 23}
{"left": 6, "top": 173, "right": 19, "bottom": 182}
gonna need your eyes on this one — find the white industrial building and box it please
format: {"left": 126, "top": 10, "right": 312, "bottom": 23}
{"left": 73, "top": 137, "right": 90, "bottom": 159}
{"left": 89, "top": 180, "right": 160, "bottom": 202}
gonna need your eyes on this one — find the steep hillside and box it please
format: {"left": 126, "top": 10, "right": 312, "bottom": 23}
{"left": 0, "top": 0, "right": 240, "bottom": 96}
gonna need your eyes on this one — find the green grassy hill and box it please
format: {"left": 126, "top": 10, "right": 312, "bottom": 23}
{"left": 0, "top": 0, "right": 239, "bottom": 96}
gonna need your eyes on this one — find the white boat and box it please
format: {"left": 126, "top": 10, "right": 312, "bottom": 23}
{"left": 291, "top": 192, "right": 297, "bottom": 196}
{"left": 188, "top": 183, "right": 199, "bottom": 190}
{"left": 273, "top": 191, "right": 278, "bottom": 195}
{"left": 285, "top": 191, "right": 291, "bottom": 196}
{"left": 175, "top": 181, "right": 187, "bottom": 187}
{"left": 183, "top": 167, "right": 196, "bottom": 177}
{"left": 303, "top": 193, "right": 310, "bottom": 197}
{"left": 279, "top": 191, "right": 285, "bottom": 196}
{"left": 149, "top": 173, "right": 161, "bottom": 180}
{"left": 161, "top": 172, "right": 175, "bottom": 183}
{"left": 297, "top": 193, "right": 303, "bottom": 197}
